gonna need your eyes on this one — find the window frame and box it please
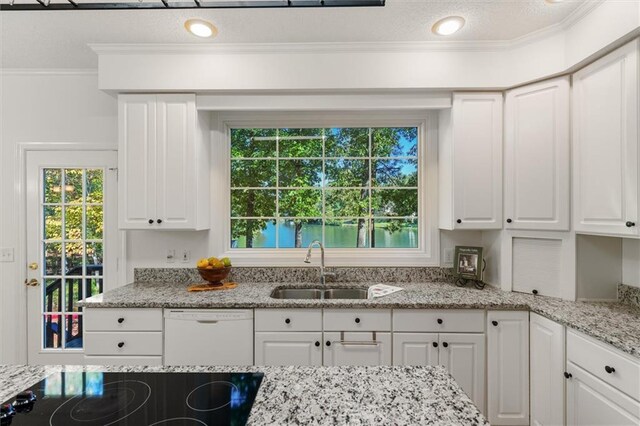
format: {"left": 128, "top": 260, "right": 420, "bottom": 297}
{"left": 210, "top": 111, "right": 439, "bottom": 267}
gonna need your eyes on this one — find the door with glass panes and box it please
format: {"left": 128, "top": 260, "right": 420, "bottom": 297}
{"left": 25, "top": 151, "right": 118, "bottom": 364}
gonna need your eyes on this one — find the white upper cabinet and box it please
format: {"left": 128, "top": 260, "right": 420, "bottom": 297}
{"left": 504, "top": 77, "right": 570, "bottom": 231}
{"left": 439, "top": 93, "right": 503, "bottom": 230}
{"left": 573, "top": 39, "right": 640, "bottom": 237}
{"left": 118, "top": 94, "right": 210, "bottom": 230}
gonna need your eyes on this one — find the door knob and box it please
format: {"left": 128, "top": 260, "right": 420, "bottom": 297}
{"left": 563, "top": 372, "right": 572, "bottom": 379}
{"left": 28, "top": 262, "right": 38, "bottom": 270}
{"left": 506, "top": 218, "right": 512, "bottom": 224}
{"left": 604, "top": 365, "right": 615, "bottom": 374}
{"left": 626, "top": 221, "right": 636, "bottom": 228}
{"left": 24, "top": 279, "right": 39, "bottom": 287}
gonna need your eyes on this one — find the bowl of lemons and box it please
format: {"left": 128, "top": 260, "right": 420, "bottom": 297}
{"left": 196, "top": 256, "right": 232, "bottom": 285}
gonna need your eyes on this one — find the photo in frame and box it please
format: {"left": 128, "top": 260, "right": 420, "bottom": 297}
{"left": 453, "top": 246, "right": 484, "bottom": 281}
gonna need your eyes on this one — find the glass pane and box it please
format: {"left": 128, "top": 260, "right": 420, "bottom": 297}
{"left": 64, "top": 370, "right": 84, "bottom": 394}
{"left": 278, "top": 189, "right": 322, "bottom": 217}
{"left": 231, "top": 160, "right": 276, "bottom": 188}
{"left": 372, "top": 189, "right": 418, "bottom": 217}
{"left": 85, "top": 169, "right": 104, "bottom": 203}
{"left": 371, "top": 218, "right": 418, "bottom": 248}
{"left": 86, "top": 242, "right": 103, "bottom": 268}
{"left": 279, "top": 160, "right": 323, "bottom": 188}
{"left": 325, "top": 219, "right": 369, "bottom": 248}
{"left": 277, "top": 219, "right": 322, "bottom": 248}
{"left": 44, "top": 206, "right": 62, "bottom": 241}
{"left": 63, "top": 169, "right": 83, "bottom": 204}
{"left": 373, "top": 159, "right": 418, "bottom": 187}
{"left": 231, "top": 189, "right": 276, "bottom": 217}
{"left": 43, "top": 314, "right": 62, "bottom": 349}
{"left": 325, "top": 127, "right": 370, "bottom": 157}
{"left": 372, "top": 127, "right": 418, "bottom": 157}
{"left": 231, "top": 219, "right": 276, "bottom": 248}
{"left": 231, "top": 128, "right": 277, "bottom": 158}
{"left": 64, "top": 206, "right": 83, "bottom": 240}
{"left": 325, "top": 159, "right": 369, "bottom": 187}
{"left": 278, "top": 128, "right": 323, "bottom": 158}
{"left": 64, "top": 314, "right": 83, "bottom": 349}
{"left": 43, "top": 169, "right": 62, "bottom": 203}
{"left": 86, "top": 205, "right": 103, "bottom": 239}
{"left": 325, "top": 189, "right": 369, "bottom": 217}
{"left": 67, "top": 278, "right": 83, "bottom": 312}
{"left": 65, "top": 242, "right": 84, "bottom": 275}
{"left": 85, "top": 277, "right": 103, "bottom": 297}
{"left": 44, "top": 279, "right": 62, "bottom": 313}
{"left": 44, "top": 242, "right": 63, "bottom": 276}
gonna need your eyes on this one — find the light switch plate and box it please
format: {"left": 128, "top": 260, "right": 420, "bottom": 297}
{"left": 0, "top": 247, "right": 14, "bottom": 263}
{"left": 166, "top": 249, "right": 176, "bottom": 263}
{"left": 444, "top": 248, "right": 454, "bottom": 265}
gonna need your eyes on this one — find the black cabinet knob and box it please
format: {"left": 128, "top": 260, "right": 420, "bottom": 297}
{"left": 442, "top": 342, "right": 449, "bottom": 348}
{"left": 532, "top": 289, "right": 538, "bottom": 295}
{"left": 564, "top": 372, "right": 572, "bottom": 379}
{"left": 437, "top": 318, "right": 443, "bottom": 325}
{"left": 355, "top": 318, "right": 361, "bottom": 324}
{"left": 605, "top": 365, "right": 615, "bottom": 374}
{"left": 492, "top": 320, "right": 498, "bottom": 326}
{"left": 285, "top": 318, "right": 291, "bottom": 324}
{"left": 315, "top": 341, "right": 320, "bottom": 347}
{"left": 506, "top": 218, "right": 512, "bottom": 223}
{"left": 148, "top": 219, "right": 154, "bottom": 224}
{"left": 157, "top": 219, "right": 163, "bottom": 224}
{"left": 117, "top": 342, "right": 124, "bottom": 348}
{"left": 325, "top": 341, "right": 331, "bottom": 347}
{"left": 456, "top": 219, "right": 462, "bottom": 224}
{"left": 117, "top": 317, "right": 124, "bottom": 324}
{"left": 432, "top": 342, "right": 438, "bottom": 348}
{"left": 626, "top": 221, "right": 636, "bottom": 228}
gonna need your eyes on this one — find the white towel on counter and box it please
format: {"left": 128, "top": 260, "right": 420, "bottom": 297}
{"left": 368, "top": 284, "right": 403, "bottom": 299}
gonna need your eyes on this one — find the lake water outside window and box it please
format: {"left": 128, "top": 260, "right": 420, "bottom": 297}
{"left": 230, "top": 127, "right": 419, "bottom": 249}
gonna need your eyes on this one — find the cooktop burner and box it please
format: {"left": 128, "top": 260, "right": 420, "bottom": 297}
{"left": 1, "top": 372, "right": 264, "bottom": 426}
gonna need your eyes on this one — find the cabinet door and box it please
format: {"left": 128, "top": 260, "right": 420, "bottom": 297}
{"left": 118, "top": 95, "right": 157, "bottom": 229}
{"left": 505, "top": 77, "right": 570, "bottom": 231}
{"left": 255, "top": 332, "right": 322, "bottom": 366}
{"left": 487, "top": 311, "right": 529, "bottom": 425}
{"left": 323, "top": 332, "right": 391, "bottom": 366}
{"left": 566, "top": 362, "right": 640, "bottom": 426}
{"left": 452, "top": 93, "right": 503, "bottom": 229}
{"left": 530, "top": 313, "right": 565, "bottom": 426}
{"left": 439, "top": 333, "right": 486, "bottom": 412}
{"left": 573, "top": 39, "right": 639, "bottom": 237}
{"left": 392, "top": 333, "right": 439, "bottom": 366}
{"left": 155, "top": 94, "right": 197, "bottom": 228}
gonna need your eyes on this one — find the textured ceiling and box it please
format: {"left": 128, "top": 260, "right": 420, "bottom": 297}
{"left": 1, "top": 0, "right": 587, "bottom": 69}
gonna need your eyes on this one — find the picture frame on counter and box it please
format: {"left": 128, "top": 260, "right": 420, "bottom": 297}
{"left": 454, "top": 246, "right": 484, "bottom": 281}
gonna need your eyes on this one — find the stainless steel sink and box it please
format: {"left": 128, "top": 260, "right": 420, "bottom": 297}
{"left": 270, "top": 287, "right": 369, "bottom": 300}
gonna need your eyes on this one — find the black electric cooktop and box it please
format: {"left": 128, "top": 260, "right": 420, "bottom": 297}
{"left": 1, "top": 372, "right": 264, "bottom": 426}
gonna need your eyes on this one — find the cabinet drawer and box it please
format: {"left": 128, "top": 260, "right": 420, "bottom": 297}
{"left": 84, "top": 308, "right": 163, "bottom": 332}
{"left": 255, "top": 309, "right": 322, "bottom": 332}
{"left": 84, "top": 355, "right": 163, "bottom": 366}
{"left": 84, "top": 332, "right": 163, "bottom": 356}
{"left": 567, "top": 330, "right": 639, "bottom": 400}
{"left": 323, "top": 309, "right": 391, "bottom": 331}
{"left": 393, "top": 309, "right": 485, "bottom": 332}
{"left": 324, "top": 331, "right": 392, "bottom": 366}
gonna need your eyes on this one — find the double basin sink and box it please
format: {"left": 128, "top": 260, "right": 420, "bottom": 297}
{"left": 271, "top": 287, "right": 369, "bottom": 300}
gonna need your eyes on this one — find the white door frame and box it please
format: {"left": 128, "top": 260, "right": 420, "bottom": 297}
{"left": 15, "top": 142, "right": 126, "bottom": 364}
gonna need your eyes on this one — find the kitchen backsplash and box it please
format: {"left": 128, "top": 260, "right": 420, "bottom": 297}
{"left": 618, "top": 283, "right": 640, "bottom": 309}
{"left": 134, "top": 267, "right": 456, "bottom": 284}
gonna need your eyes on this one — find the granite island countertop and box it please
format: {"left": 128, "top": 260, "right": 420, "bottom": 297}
{"left": 0, "top": 364, "right": 487, "bottom": 425}
{"left": 79, "top": 280, "right": 640, "bottom": 360}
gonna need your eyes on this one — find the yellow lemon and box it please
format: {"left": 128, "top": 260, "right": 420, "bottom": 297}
{"left": 210, "top": 259, "right": 225, "bottom": 269}
{"left": 196, "top": 258, "right": 209, "bottom": 269}
{"left": 207, "top": 256, "right": 220, "bottom": 266}
{"left": 221, "top": 257, "right": 232, "bottom": 267}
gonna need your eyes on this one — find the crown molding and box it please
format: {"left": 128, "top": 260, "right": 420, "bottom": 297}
{"left": 0, "top": 68, "right": 98, "bottom": 76}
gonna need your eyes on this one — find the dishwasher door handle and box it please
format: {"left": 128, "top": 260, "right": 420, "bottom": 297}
{"left": 196, "top": 320, "right": 219, "bottom": 324}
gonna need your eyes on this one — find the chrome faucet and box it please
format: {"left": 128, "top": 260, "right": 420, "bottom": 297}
{"left": 304, "top": 240, "right": 335, "bottom": 285}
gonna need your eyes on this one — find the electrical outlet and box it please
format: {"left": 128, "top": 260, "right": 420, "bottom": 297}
{"left": 444, "top": 248, "right": 454, "bottom": 265}
{"left": 181, "top": 250, "right": 191, "bottom": 263}
{"left": 166, "top": 249, "right": 176, "bottom": 263}
{"left": 0, "top": 248, "right": 14, "bottom": 263}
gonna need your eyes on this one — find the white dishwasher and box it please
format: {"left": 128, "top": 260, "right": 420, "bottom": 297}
{"left": 164, "top": 309, "right": 254, "bottom": 366}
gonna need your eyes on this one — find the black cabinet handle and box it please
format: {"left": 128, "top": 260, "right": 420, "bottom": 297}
{"left": 117, "top": 342, "right": 124, "bottom": 348}
{"left": 506, "top": 218, "right": 512, "bottom": 223}
{"left": 626, "top": 221, "right": 636, "bottom": 228}
{"left": 491, "top": 320, "right": 498, "bottom": 326}
{"left": 532, "top": 289, "right": 538, "bottom": 295}
{"left": 564, "top": 372, "right": 572, "bottom": 379}
{"left": 442, "top": 342, "right": 449, "bottom": 348}
{"left": 432, "top": 342, "right": 438, "bottom": 348}
{"left": 148, "top": 219, "right": 154, "bottom": 224}
{"left": 315, "top": 341, "right": 320, "bottom": 347}
{"left": 325, "top": 341, "right": 331, "bottom": 347}
{"left": 456, "top": 219, "right": 462, "bottom": 224}
{"left": 605, "top": 365, "right": 615, "bottom": 374}
{"left": 285, "top": 318, "right": 291, "bottom": 324}
{"left": 117, "top": 317, "right": 124, "bottom": 324}
{"left": 437, "top": 318, "right": 443, "bottom": 325}
{"left": 355, "top": 318, "right": 361, "bottom": 324}
{"left": 157, "top": 219, "right": 163, "bottom": 224}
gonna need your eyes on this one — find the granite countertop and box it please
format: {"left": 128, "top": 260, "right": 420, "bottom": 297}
{"left": 80, "top": 280, "right": 640, "bottom": 360}
{"left": 0, "top": 364, "right": 487, "bottom": 425}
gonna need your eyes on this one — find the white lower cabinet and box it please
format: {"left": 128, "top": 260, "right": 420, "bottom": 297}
{"left": 487, "top": 311, "right": 530, "bottom": 425}
{"left": 255, "top": 332, "right": 323, "bottom": 366}
{"left": 530, "top": 313, "right": 565, "bottom": 426}
{"left": 392, "top": 333, "right": 439, "bottom": 366}
{"left": 323, "top": 332, "right": 391, "bottom": 366}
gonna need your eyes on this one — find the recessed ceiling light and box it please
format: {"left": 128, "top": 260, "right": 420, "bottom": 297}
{"left": 432, "top": 16, "right": 465, "bottom": 36}
{"left": 184, "top": 19, "right": 218, "bottom": 38}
